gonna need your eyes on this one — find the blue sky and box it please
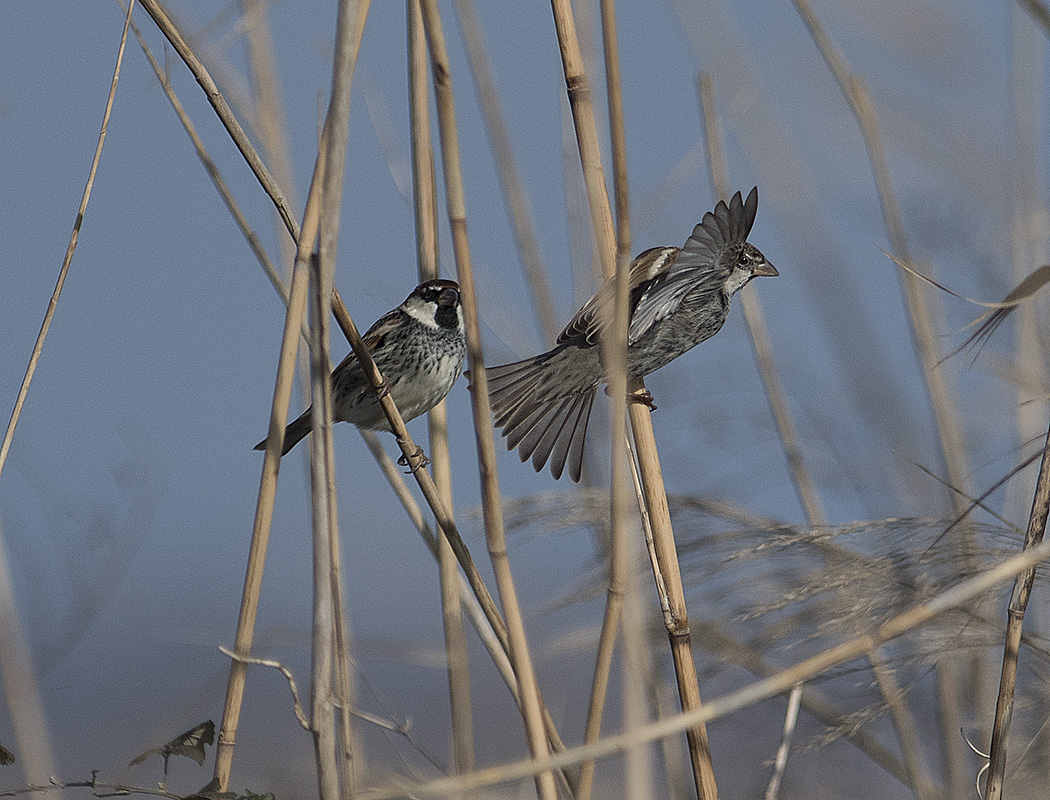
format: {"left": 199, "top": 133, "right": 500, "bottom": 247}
{"left": 1, "top": 1, "right": 1048, "bottom": 796}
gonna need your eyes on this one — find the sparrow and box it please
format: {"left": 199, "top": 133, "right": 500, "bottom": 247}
{"left": 480, "top": 188, "right": 776, "bottom": 482}
{"left": 256, "top": 279, "right": 466, "bottom": 456}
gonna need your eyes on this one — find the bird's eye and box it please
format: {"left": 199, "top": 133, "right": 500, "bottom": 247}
{"left": 737, "top": 250, "right": 752, "bottom": 267}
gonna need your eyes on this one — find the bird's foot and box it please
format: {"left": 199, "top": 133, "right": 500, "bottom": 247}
{"left": 373, "top": 378, "right": 390, "bottom": 399}
{"left": 397, "top": 445, "right": 430, "bottom": 474}
{"left": 628, "top": 388, "right": 657, "bottom": 411}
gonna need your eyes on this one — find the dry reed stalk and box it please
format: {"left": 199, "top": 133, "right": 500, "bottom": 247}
{"left": 577, "top": 1, "right": 641, "bottom": 798}
{"left": 1019, "top": 0, "right": 1050, "bottom": 32}
{"left": 138, "top": 2, "right": 576, "bottom": 786}
{"left": 358, "top": 537, "right": 1050, "bottom": 800}
{"left": 789, "top": 3, "right": 971, "bottom": 793}
{"left": 408, "top": 0, "right": 476, "bottom": 776}
{"left": 763, "top": 683, "right": 801, "bottom": 800}
{"left": 128, "top": 18, "right": 299, "bottom": 331}
{"left": 310, "top": 0, "right": 368, "bottom": 792}
{"left": 791, "top": 0, "right": 971, "bottom": 513}
{"left": 214, "top": 143, "right": 326, "bottom": 790}
{"left": 0, "top": 521, "right": 56, "bottom": 786}
{"left": 306, "top": 241, "right": 343, "bottom": 800}
{"left": 417, "top": 3, "right": 558, "bottom": 798}
{"left": 984, "top": 422, "right": 1050, "bottom": 799}
{"left": 452, "top": 0, "right": 560, "bottom": 341}
{"left": 239, "top": 0, "right": 313, "bottom": 415}
{"left": 0, "top": 1, "right": 133, "bottom": 481}
{"left": 699, "top": 73, "right": 824, "bottom": 526}
{"left": 549, "top": 1, "right": 717, "bottom": 797}
{"left": 697, "top": 71, "right": 944, "bottom": 800}
{"left": 0, "top": 2, "right": 136, "bottom": 782}
{"left": 240, "top": 0, "right": 300, "bottom": 267}
{"left": 131, "top": 0, "right": 370, "bottom": 786}
{"left": 137, "top": 0, "right": 301, "bottom": 242}
{"left": 329, "top": 285, "right": 578, "bottom": 787}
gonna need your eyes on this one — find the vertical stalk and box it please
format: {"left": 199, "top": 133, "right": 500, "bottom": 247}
{"left": 578, "top": 1, "right": 640, "bottom": 798}
{"left": 307, "top": 244, "right": 341, "bottom": 800}
{"left": 409, "top": 0, "right": 476, "bottom": 776}
{"left": 311, "top": 0, "right": 369, "bottom": 794}
{"left": 216, "top": 149, "right": 324, "bottom": 790}
{"left": 452, "top": 0, "right": 560, "bottom": 342}
{"left": 789, "top": 4, "right": 971, "bottom": 793}
{"left": 418, "top": 3, "right": 558, "bottom": 798}
{"left": 985, "top": 422, "right": 1050, "bottom": 799}
{"left": 549, "top": 1, "right": 718, "bottom": 796}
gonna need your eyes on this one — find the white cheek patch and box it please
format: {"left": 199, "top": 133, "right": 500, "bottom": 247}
{"left": 723, "top": 266, "right": 753, "bottom": 296}
{"left": 403, "top": 298, "right": 440, "bottom": 329}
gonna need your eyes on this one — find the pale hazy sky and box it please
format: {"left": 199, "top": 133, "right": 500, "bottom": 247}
{"left": 1, "top": 1, "right": 1045, "bottom": 796}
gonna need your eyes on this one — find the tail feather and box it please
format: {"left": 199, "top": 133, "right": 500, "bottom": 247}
{"left": 518, "top": 397, "right": 574, "bottom": 471}
{"left": 253, "top": 408, "right": 313, "bottom": 457}
{"left": 504, "top": 402, "right": 555, "bottom": 450}
{"left": 550, "top": 392, "right": 593, "bottom": 482}
{"left": 481, "top": 349, "right": 599, "bottom": 482}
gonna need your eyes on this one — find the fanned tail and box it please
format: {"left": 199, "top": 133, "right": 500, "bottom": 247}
{"left": 480, "top": 352, "right": 596, "bottom": 482}
{"left": 253, "top": 408, "right": 313, "bottom": 457}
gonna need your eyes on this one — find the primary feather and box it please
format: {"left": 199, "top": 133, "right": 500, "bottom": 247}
{"left": 482, "top": 188, "right": 775, "bottom": 482}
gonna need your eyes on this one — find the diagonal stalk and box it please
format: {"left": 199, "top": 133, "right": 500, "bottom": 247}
{"left": 418, "top": 3, "right": 558, "bottom": 798}
{"left": 984, "top": 421, "right": 1050, "bottom": 799}
{"left": 408, "top": 0, "right": 476, "bottom": 777}
{"left": 549, "top": 0, "right": 718, "bottom": 796}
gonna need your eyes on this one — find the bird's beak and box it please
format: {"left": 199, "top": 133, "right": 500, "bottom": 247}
{"left": 753, "top": 260, "right": 778, "bottom": 277}
{"left": 438, "top": 287, "right": 460, "bottom": 306}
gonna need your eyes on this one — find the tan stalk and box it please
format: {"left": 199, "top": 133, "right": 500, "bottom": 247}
{"left": 0, "top": 0, "right": 133, "bottom": 482}
{"left": 239, "top": 0, "right": 314, "bottom": 423}
{"left": 239, "top": 0, "right": 300, "bottom": 281}
{"left": 330, "top": 286, "right": 579, "bottom": 795}
{"left": 577, "top": 1, "right": 641, "bottom": 799}
{"left": 1007, "top": 15, "right": 1050, "bottom": 775}
{"left": 214, "top": 140, "right": 326, "bottom": 791}
{"left": 128, "top": 19, "right": 303, "bottom": 335}
{"left": 307, "top": 250, "right": 341, "bottom": 800}
{"left": 549, "top": 1, "right": 718, "bottom": 797}
{"left": 763, "top": 681, "right": 801, "bottom": 800}
{"left": 0, "top": 519, "right": 56, "bottom": 786}
{"left": 601, "top": 5, "right": 656, "bottom": 796}
{"left": 984, "top": 422, "right": 1050, "bottom": 799}
{"left": 312, "top": 0, "right": 368, "bottom": 793}
{"left": 698, "top": 78, "right": 812, "bottom": 799}
{"left": 137, "top": 0, "right": 302, "bottom": 242}
{"left": 212, "top": 0, "right": 371, "bottom": 783}
{"left": 0, "top": 2, "right": 136, "bottom": 782}
{"left": 139, "top": 2, "right": 575, "bottom": 784}
{"left": 408, "top": 0, "right": 476, "bottom": 776}
{"left": 789, "top": 4, "right": 971, "bottom": 793}
{"left": 361, "top": 538, "right": 1050, "bottom": 800}
{"left": 698, "top": 72, "right": 938, "bottom": 800}
{"left": 698, "top": 74, "right": 823, "bottom": 525}
{"left": 451, "top": 0, "right": 560, "bottom": 341}
{"left": 417, "top": 3, "right": 558, "bottom": 798}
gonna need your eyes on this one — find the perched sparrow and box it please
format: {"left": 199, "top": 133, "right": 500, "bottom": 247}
{"left": 481, "top": 188, "right": 776, "bottom": 482}
{"left": 256, "top": 279, "right": 466, "bottom": 456}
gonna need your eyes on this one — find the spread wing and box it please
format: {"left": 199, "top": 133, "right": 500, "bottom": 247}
{"left": 557, "top": 247, "right": 678, "bottom": 346}
{"left": 557, "top": 188, "right": 758, "bottom": 346}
